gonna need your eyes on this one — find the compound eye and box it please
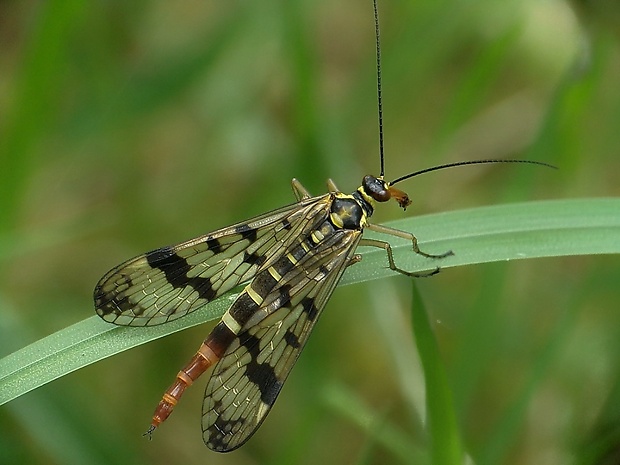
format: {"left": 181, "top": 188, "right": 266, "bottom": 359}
{"left": 362, "top": 175, "right": 391, "bottom": 202}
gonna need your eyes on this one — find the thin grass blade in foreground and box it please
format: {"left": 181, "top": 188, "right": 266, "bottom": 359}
{"left": 0, "top": 197, "right": 618, "bottom": 407}
{"left": 411, "top": 282, "right": 463, "bottom": 465}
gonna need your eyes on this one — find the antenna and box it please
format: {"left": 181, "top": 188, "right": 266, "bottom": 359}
{"left": 373, "top": 0, "right": 385, "bottom": 178}
{"left": 370, "top": 2, "right": 556, "bottom": 186}
{"left": 389, "top": 159, "right": 557, "bottom": 186}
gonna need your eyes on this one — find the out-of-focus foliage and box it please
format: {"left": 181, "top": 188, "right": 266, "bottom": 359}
{"left": 0, "top": 1, "right": 618, "bottom": 464}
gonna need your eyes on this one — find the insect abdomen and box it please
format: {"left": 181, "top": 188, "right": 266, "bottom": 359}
{"left": 148, "top": 321, "right": 235, "bottom": 430}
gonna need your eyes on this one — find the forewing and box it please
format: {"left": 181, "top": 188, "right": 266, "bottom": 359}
{"left": 94, "top": 197, "right": 327, "bottom": 326}
{"left": 201, "top": 228, "right": 363, "bottom": 452}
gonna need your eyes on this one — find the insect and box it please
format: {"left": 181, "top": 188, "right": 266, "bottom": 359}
{"left": 93, "top": 0, "right": 554, "bottom": 453}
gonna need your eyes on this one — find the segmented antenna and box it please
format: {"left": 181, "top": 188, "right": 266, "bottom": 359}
{"left": 373, "top": 0, "right": 385, "bottom": 178}
{"left": 389, "top": 159, "right": 557, "bottom": 186}
{"left": 371, "top": 1, "right": 555, "bottom": 185}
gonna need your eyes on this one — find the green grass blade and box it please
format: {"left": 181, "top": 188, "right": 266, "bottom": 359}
{"left": 0, "top": 197, "right": 618, "bottom": 407}
{"left": 345, "top": 197, "right": 620, "bottom": 284}
{"left": 0, "top": 294, "right": 236, "bottom": 406}
{"left": 411, "top": 283, "right": 463, "bottom": 465}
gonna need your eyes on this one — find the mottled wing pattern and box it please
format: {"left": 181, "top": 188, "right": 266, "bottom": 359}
{"left": 94, "top": 197, "right": 328, "bottom": 326}
{"left": 202, "top": 227, "right": 363, "bottom": 452}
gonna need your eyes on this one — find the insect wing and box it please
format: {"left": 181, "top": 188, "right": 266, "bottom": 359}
{"left": 94, "top": 197, "right": 326, "bottom": 326}
{"left": 201, "top": 228, "right": 363, "bottom": 452}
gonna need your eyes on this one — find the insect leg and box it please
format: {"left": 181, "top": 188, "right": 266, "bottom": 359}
{"left": 366, "top": 223, "right": 453, "bottom": 259}
{"left": 347, "top": 254, "right": 362, "bottom": 267}
{"left": 326, "top": 179, "right": 340, "bottom": 193}
{"left": 359, "top": 237, "right": 443, "bottom": 278}
{"left": 291, "top": 178, "right": 312, "bottom": 201}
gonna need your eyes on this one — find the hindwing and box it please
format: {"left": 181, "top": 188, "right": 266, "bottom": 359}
{"left": 202, "top": 226, "right": 363, "bottom": 452}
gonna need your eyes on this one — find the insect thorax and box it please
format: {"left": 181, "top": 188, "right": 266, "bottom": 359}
{"left": 328, "top": 192, "right": 373, "bottom": 231}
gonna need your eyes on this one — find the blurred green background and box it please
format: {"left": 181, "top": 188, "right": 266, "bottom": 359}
{"left": 1, "top": 0, "right": 619, "bottom": 464}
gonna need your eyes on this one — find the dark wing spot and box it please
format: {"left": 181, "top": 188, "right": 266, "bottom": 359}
{"left": 146, "top": 248, "right": 191, "bottom": 287}
{"left": 284, "top": 330, "right": 300, "bottom": 348}
{"left": 318, "top": 264, "right": 330, "bottom": 278}
{"left": 273, "top": 284, "right": 292, "bottom": 309}
{"left": 147, "top": 247, "right": 217, "bottom": 301}
{"left": 191, "top": 276, "right": 217, "bottom": 301}
{"left": 145, "top": 246, "right": 176, "bottom": 266}
{"left": 281, "top": 218, "right": 292, "bottom": 230}
{"left": 205, "top": 237, "right": 223, "bottom": 255}
{"left": 234, "top": 224, "right": 258, "bottom": 242}
{"left": 240, "top": 333, "right": 283, "bottom": 406}
{"left": 301, "top": 297, "right": 318, "bottom": 321}
{"left": 243, "top": 251, "right": 266, "bottom": 267}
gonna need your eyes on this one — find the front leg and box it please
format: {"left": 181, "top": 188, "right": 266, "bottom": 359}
{"left": 366, "top": 223, "right": 453, "bottom": 259}
{"left": 291, "top": 178, "right": 312, "bottom": 201}
{"left": 347, "top": 254, "right": 362, "bottom": 267}
{"left": 326, "top": 179, "right": 339, "bottom": 193}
